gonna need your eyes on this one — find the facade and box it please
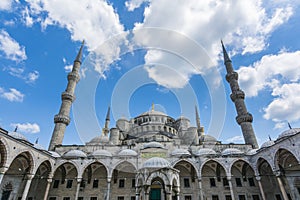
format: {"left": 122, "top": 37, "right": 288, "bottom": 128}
{"left": 0, "top": 43, "right": 299, "bottom": 200}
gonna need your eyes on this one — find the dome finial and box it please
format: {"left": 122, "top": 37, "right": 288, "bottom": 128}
{"left": 152, "top": 103, "right": 155, "bottom": 111}
{"left": 14, "top": 126, "right": 18, "bottom": 132}
{"left": 288, "top": 122, "right": 292, "bottom": 129}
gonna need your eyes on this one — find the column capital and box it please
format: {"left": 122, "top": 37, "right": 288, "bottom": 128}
{"left": 107, "top": 177, "right": 112, "bottom": 182}
{"left": 76, "top": 177, "right": 82, "bottom": 183}
{"left": 255, "top": 176, "right": 261, "bottom": 181}
{"left": 0, "top": 166, "right": 8, "bottom": 174}
{"left": 26, "top": 174, "right": 35, "bottom": 180}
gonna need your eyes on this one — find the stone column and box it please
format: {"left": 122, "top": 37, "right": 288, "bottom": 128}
{"left": 256, "top": 176, "right": 266, "bottom": 200}
{"left": 135, "top": 186, "right": 140, "bottom": 200}
{"left": 0, "top": 166, "right": 8, "bottom": 185}
{"left": 276, "top": 173, "right": 289, "bottom": 200}
{"left": 106, "top": 177, "right": 111, "bottom": 200}
{"left": 227, "top": 176, "right": 235, "bottom": 200}
{"left": 174, "top": 186, "right": 180, "bottom": 200}
{"left": 21, "top": 174, "right": 34, "bottom": 200}
{"left": 75, "top": 178, "right": 82, "bottom": 200}
{"left": 43, "top": 177, "right": 52, "bottom": 200}
{"left": 198, "top": 178, "right": 203, "bottom": 200}
{"left": 286, "top": 176, "right": 300, "bottom": 200}
{"left": 145, "top": 192, "right": 149, "bottom": 200}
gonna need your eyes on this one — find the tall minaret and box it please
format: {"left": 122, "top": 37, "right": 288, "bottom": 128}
{"left": 102, "top": 106, "right": 110, "bottom": 136}
{"left": 195, "top": 105, "right": 204, "bottom": 136}
{"left": 48, "top": 41, "right": 84, "bottom": 151}
{"left": 221, "top": 41, "right": 258, "bottom": 148}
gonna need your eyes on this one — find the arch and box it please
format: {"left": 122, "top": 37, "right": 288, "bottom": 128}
{"left": 274, "top": 148, "right": 300, "bottom": 171}
{"left": 110, "top": 160, "right": 137, "bottom": 176}
{"left": 200, "top": 159, "right": 227, "bottom": 176}
{"left": 256, "top": 156, "right": 274, "bottom": 173}
{"left": 81, "top": 160, "right": 109, "bottom": 178}
{"left": 145, "top": 171, "right": 171, "bottom": 186}
{"left": 7, "top": 151, "right": 35, "bottom": 174}
{"left": 172, "top": 158, "right": 199, "bottom": 176}
{"left": 0, "top": 138, "right": 9, "bottom": 168}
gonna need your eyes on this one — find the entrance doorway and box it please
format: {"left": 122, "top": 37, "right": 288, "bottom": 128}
{"left": 150, "top": 180, "right": 162, "bottom": 200}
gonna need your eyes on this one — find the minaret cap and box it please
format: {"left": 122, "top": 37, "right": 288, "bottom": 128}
{"left": 221, "top": 40, "right": 231, "bottom": 64}
{"left": 75, "top": 40, "right": 85, "bottom": 63}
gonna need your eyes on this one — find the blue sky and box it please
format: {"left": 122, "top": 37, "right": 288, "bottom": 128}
{"left": 1, "top": 0, "right": 300, "bottom": 149}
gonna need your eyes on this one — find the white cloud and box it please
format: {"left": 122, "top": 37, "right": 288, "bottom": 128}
{"left": 0, "top": 88, "right": 24, "bottom": 102}
{"left": 237, "top": 50, "right": 300, "bottom": 126}
{"left": 64, "top": 64, "right": 73, "bottom": 72}
{"left": 125, "top": 0, "right": 148, "bottom": 11}
{"left": 10, "top": 123, "right": 40, "bottom": 134}
{"left": 0, "top": 30, "right": 27, "bottom": 62}
{"left": 226, "top": 135, "right": 244, "bottom": 143}
{"left": 130, "top": 0, "right": 294, "bottom": 88}
{"left": 4, "top": 67, "right": 39, "bottom": 83}
{"left": 0, "top": 0, "right": 13, "bottom": 10}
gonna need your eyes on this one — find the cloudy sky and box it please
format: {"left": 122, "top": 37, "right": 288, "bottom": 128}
{"left": 1, "top": 0, "right": 300, "bottom": 149}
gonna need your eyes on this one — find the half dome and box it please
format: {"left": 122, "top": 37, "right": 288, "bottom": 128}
{"left": 142, "top": 157, "right": 171, "bottom": 168}
{"left": 246, "top": 149, "right": 258, "bottom": 155}
{"left": 143, "top": 142, "right": 164, "bottom": 149}
{"left": 48, "top": 151, "right": 61, "bottom": 158}
{"left": 8, "top": 131, "right": 28, "bottom": 142}
{"left": 199, "top": 135, "right": 217, "bottom": 143}
{"left": 278, "top": 128, "right": 300, "bottom": 140}
{"left": 260, "top": 140, "right": 275, "bottom": 149}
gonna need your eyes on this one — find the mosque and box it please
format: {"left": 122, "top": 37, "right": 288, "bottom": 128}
{"left": 0, "top": 42, "right": 299, "bottom": 200}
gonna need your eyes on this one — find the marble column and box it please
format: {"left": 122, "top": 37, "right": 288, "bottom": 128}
{"left": 0, "top": 166, "right": 8, "bottom": 185}
{"left": 145, "top": 192, "right": 149, "bottom": 200}
{"left": 135, "top": 186, "right": 140, "bottom": 200}
{"left": 286, "top": 176, "right": 300, "bottom": 200}
{"left": 43, "top": 177, "right": 52, "bottom": 200}
{"left": 75, "top": 178, "right": 82, "bottom": 200}
{"left": 21, "top": 174, "right": 34, "bottom": 200}
{"left": 198, "top": 178, "right": 203, "bottom": 200}
{"left": 106, "top": 177, "right": 111, "bottom": 200}
{"left": 255, "top": 176, "right": 266, "bottom": 200}
{"left": 227, "top": 175, "right": 235, "bottom": 200}
{"left": 276, "top": 173, "right": 289, "bottom": 200}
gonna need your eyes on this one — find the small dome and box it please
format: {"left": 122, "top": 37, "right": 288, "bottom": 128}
{"left": 222, "top": 148, "right": 243, "bottom": 156}
{"left": 199, "top": 135, "right": 217, "bottom": 143}
{"left": 87, "top": 135, "right": 109, "bottom": 144}
{"left": 260, "top": 140, "right": 275, "bottom": 149}
{"left": 278, "top": 128, "right": 300, "bottom": 140}
{"left": 246, "top": 149, "right": 258, "bottom": 155}
{"left": 118, "top": 149, "right": 138, "bottom": 157}
{"left": 48, "top": 151, "right": 61, "bottom": 158}
{"left": 195, "top": 148, "right": 217, "bottom": 156}
{"left": 142, "top": 157, "right": 171, "bottom": 168}
{"left": 8, "top": 131, "right": 28, "bottom": 142}
{"left": 63, "top": 149, "right": 87, "bottom": 159}
{"left": 143, "top": 142, "right": 164, "bottom": 149}
{"left": 90, "top": 149, "right": 112, "bottom": 158}
{"left": 171, "top": 149, "right": 191, "bottom": 157}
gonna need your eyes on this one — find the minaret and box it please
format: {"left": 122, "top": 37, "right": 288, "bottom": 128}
{"left": 48, "top": 41, "right": 84, "bottom": 151}
{"left": 102, "top": 106, "right": 110, "bottom": 136}
{"left": 221, "top": 41, "right": 258, "bottom": 148}
{"left": 195, "top": 105, "right": 204, "bottom": 136}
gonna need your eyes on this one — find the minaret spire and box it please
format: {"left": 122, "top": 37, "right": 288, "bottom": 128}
{"left": 103, "top": 106, "right": 110, "bottom": 136}
{"left": 195, "top": 105, "right": 204, "bottom": 136}
{"left": 48, "top": 41, "right": 84, "bottom": 150}
{"left": 221, "top": 41, "right": 258, "bottom": 148}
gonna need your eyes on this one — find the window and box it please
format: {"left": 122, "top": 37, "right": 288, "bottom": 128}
{"left": 119, "top": 179, "right": 125, "bottom": 188}
{"left": 53, "top": 180, "right": 59, "bottom": 188}
{"left": 184, "top": 196, "right": 192, "bottom": 200}
{"left": 90, "top": 197, "right": 97, "bottom": 200}
{"left": 78, "top": 197, "right": 84, "bottom": 200}
{"left": 238, "top": 195, "right": 246, "bottom": 200}
{"left": 132, "top": 179, "right": 136, "bottom": 188}
{"left": 225, "top": 195, "right": 232, "bottom": 200}
{"left": 248, "top": 177, "right": 255, "bottom": 186}
{"left": 252, "top": 195, "right": 260, "bottom": 200}
{"left": 80, "top": 180, "right": 86, "bottom": 188}
{"left": 275, "top": 194, "right": 282, "bottom": 200}
{"left": 49, "top": 198, "right": 57, "bottom": 200}
{"left": 93, "top": 179, "right": 99, "bottom": 188}
{"left": 63, "top": 198, "right": 70, "bottom": 200}
{"left": 210, "top": 178, "right": 216, "bottom": 187}
{"left": 223, "top": 178, "right": 229, "bottom": 186}
{"left": 28, "top": 198, "right": 33, "bottom": 200}
{"left": 184, "top": 178, "right": 190, "bottom": 188}
{"left": 236, "top": 178, "right": 242, "bottom": 187}
{"left": 131, "top": 197, "right": 136, "bottom": 200}
{"left": 66, "top": 180, "right": 73, "bottom": 188}
{"left": 117, "top": 197, "right": 124, "bottom": 200}
{"left": 212, "top": 195, "right": 219, "bottom": 200}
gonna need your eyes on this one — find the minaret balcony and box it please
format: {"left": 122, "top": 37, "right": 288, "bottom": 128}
{"left": 236, "top": 113, "right": 253, "bottom": 124}
{"left": 67, "top": 72, "right": 80, "bottom": 82}
{"left": 61, "top": 91, "right": 75, "bottom": 102}
{"left": 230, "top": 90, "right": 245, "bottom": 101}
{"left": 54, "top": 114, "right": 71, "bottom": 125}
{"left": 226, "top": 72, "right": 238, "bottom": 82}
